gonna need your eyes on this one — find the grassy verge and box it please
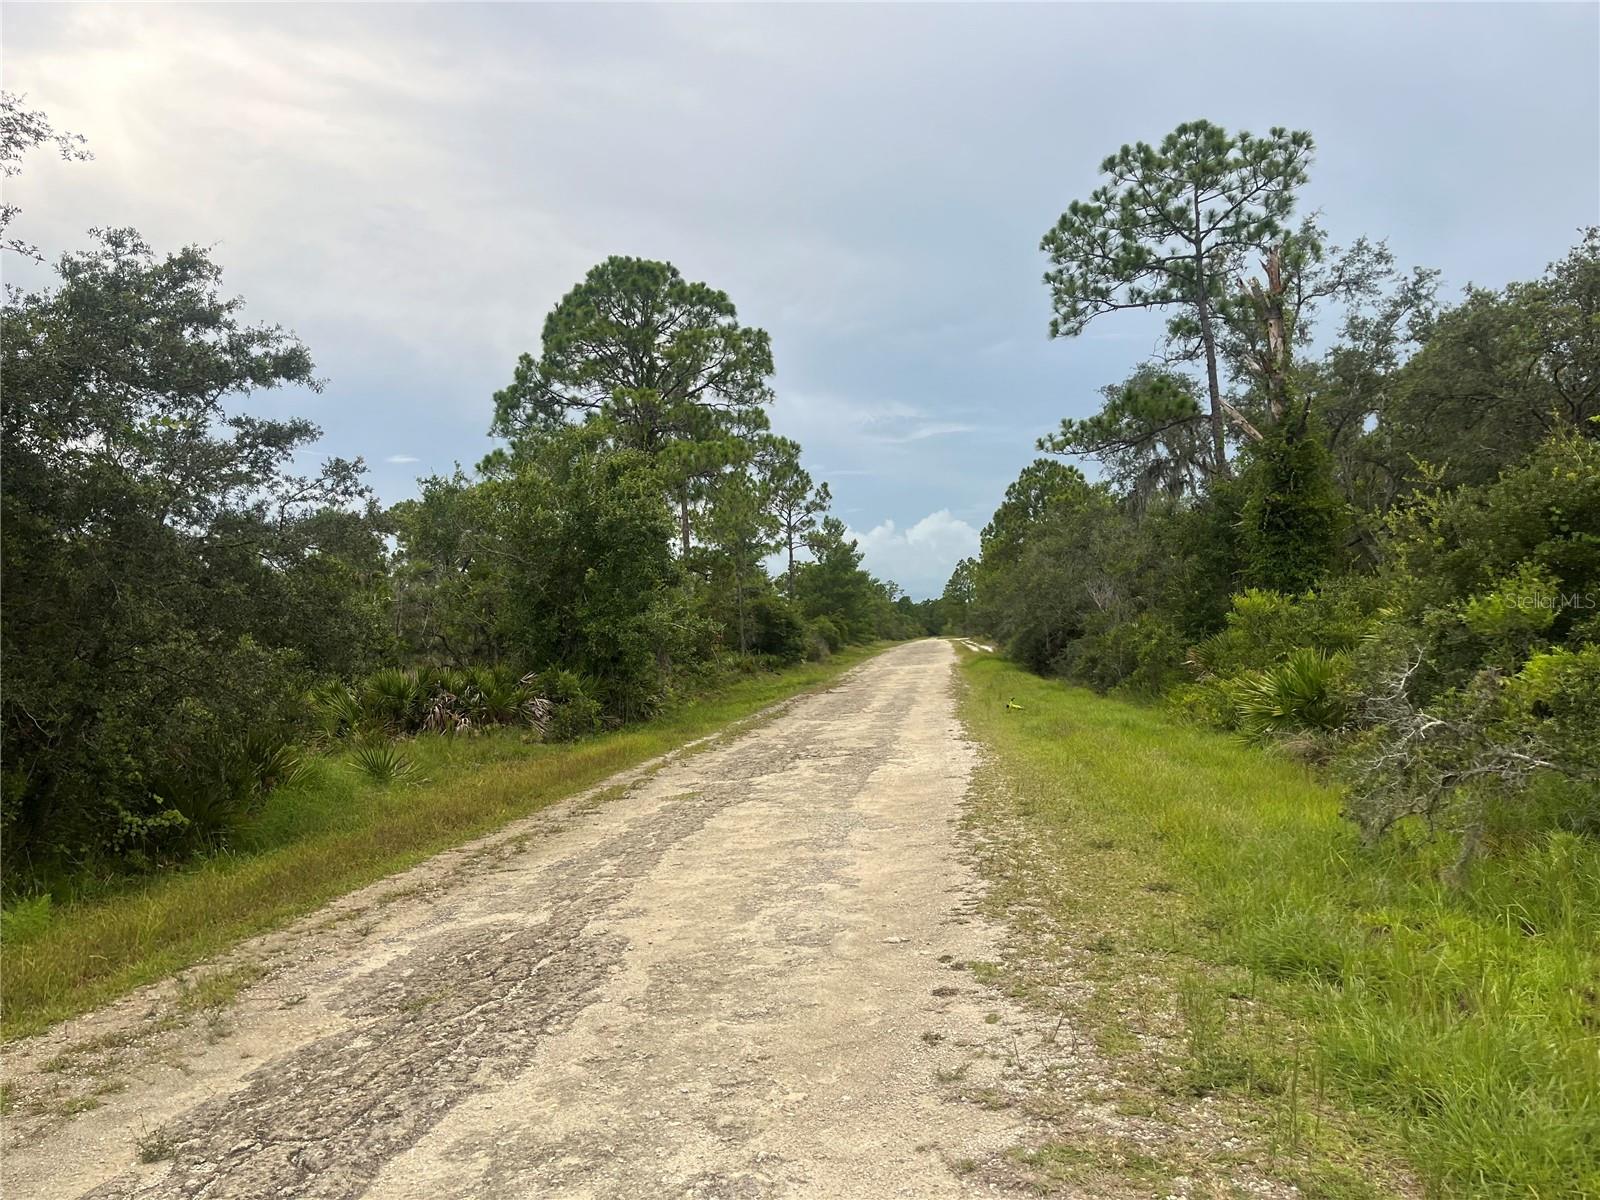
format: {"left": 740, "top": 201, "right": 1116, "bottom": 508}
{"left": 1, "top": 645, "right": 886, "bottom": 1040}
{"left": 959, "top": 650, "right": 1599, "bottom": 1199}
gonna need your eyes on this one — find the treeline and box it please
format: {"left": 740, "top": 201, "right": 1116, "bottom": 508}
{"left": 0, "top": 97, "right": 939, "bottom": 888}
{"left": 949, "top": 120, "right": 1598, "bottom": 867}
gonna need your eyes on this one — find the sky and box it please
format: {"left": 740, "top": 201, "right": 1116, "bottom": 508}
{"left": 5, "top": 3, "right": 1597, "bottom": 598}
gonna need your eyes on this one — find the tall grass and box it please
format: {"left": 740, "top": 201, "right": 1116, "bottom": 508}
{"left": 1, "top": 646, "right": 885, "bottom": 1040}
{"left": 960, "top": 651, "right": 1599, "bottom": 1199}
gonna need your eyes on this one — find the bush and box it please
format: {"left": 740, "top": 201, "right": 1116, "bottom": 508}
{"left": 361, "top": 668, "right": 425, "bottom": 733}
{"left": 463, "top": 665, "right": 524, "bottom": 726}
{"left": 807, "top": 616, "right": 845, "bottom": 654}
{"left": 748, "top": 594, "right": 808, "bottom": 664}
{"left": 1057, "top": 611, "right": 1187, "bottom": 695}
{"left": 1339, "top": 643, "right": 1600, "bottom": 869}
{"left": 1383, "top": 431, "right": 1600, "bottom": 698}
{"left": 527, "top": 668, "right": 604, "bottom": 742}
{"left": 1507, "top": 645, "right": 1600, "bottom": 768}
{"left": 1237, "top": 430, "right": 1346, "bottom": 593}
{"left": 1231, "top": 648, "right": 1350, "bottom": 740}
{"left": 349, "top": 739, "right": 415, "bottom": 784}
{"left": 1191, "top": 583, "right": 1378, "bottom": 681}
{"left": 142, "top": 726, "right": 305, "bottom": 858}
{"left": 310, "top": 683, "right": 365, "bottom": 740}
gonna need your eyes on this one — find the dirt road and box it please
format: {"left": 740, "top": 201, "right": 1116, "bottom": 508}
{"left": 3, "top": 640, "right": 1047, "bottom": 1199}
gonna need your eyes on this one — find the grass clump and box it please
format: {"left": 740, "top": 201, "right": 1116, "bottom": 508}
{"left": 960, "top": 650, "right": 1599, "bottom": 1199}
{"left": 348, "top": 740, "right": 416, "bottom": 785}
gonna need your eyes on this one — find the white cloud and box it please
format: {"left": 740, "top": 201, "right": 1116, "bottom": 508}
{"left": 895, "top": 422, "right": 975, "bottom": 443}
{"left": 844, "top": 509, "right": 980, "bottom": 598}
{"left": 385, "top": 454, "right": 421, "bottom": 464}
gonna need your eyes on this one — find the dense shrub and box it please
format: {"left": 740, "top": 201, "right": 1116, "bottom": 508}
{"left": 747, "top": 594, "right": 808, "bottom": 664}
{"left": 1230, "top": 648, "right": 1351, "bottom": 740}
{"left": 1056, "top": 611, "right": 1188, "bottom": 696}
{"left": 807, "top": 616, "right": 845, "bottom": 654}
{"left": 525, "top": 668, "right": 605, "bottom": 742}
{"left": 1384, "top": 431, "right": 1600, "bottom": 698}
{"left": 960, "top": 230, "right": 1600, "bottom": 863}
{"left": 1238, "top": 431, "right": 1347, "bottom": 594}
{"left": 0, "top": 235, "right": 389, "bottom": 882}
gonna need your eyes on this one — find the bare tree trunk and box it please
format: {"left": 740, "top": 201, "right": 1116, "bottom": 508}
{"left": 1193, "top": 190, "right": 1231, "bottom": 481}
{"left": 1241, "top": 245, "right": 1292, "bottom": 432}
{"left": 1261, "top": 245, "right": 1288, "bottom": 424}
{"left": 735, "top": 562, "right": 748, "bottom": 654}
{"left": 679, "top": 490, "right": 691, "bottom": 559}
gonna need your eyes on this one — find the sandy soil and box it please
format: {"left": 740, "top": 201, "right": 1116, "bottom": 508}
{"left": 2, "top": 640, "right": 1056, "bottom": 1199}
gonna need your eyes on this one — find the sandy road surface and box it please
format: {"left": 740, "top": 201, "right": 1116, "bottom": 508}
{"left": 3, "top": 640, "right": 1046, "bottom": 1199}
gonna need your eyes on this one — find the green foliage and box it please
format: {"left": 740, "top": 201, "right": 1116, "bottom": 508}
{"left": 310, "top": 684, "right": 365, "bottom": 741}
{"left": 4, "top": 646, "right": 884, "bottom": 1040}
{"left": 362, "top": 668, "right": 426, "bottom": 734}
{"left": 390, "top": 471, "right": 509, "bottom": 668}
{"left": 1230, "top": 649, "right": 1350, "bottom": 740}
{"left": 998, "top": 142, "right": 1595, "bottom": 872}
{"left": 761, "top": 436, "right": 831, "bottom": 598}
{"left": 940, "top": 558, "right": 978, "bottom": 633}
{"left": 490, "top": 255, "right": 775, "bottom": 560}
{"left": 0, "top": 893, "right": 55, "bottom": 946}
{"left": 1238, "top": 431, "right": 1346, "bottom": 592}
{"left": 1, "top": 231, "right": 388, "bottom": 882}
{"left": 489, "top": 430, "right": 693, "bottom": 720}
{"left": 1041, "top": 119, "right": 1315, "bottom": 475}
{"left": 523, "top": 668, "right": 604, "bottom": 742}
{"left": 1383, "top": 430, "right": 1600, "bottom": 694}
{"left": 491, "top": 256, "right": 774, "bottom": 454}
{"left": 746, "top": 594, "right": 808, "bottom": 664}
{"left": 1379, "top": 231, "right": 1600, "bottom": 493}
{"left": 807, "top": 616, "right": 844, "bottom": 655}
{"left": 794, "top": 517, "right": 896, "bottom": 645}
{"left": 1189, "top": 584, "right": 1378, "bottom": 681}
{"left": 1060, "top": 611, "right": 1189, "bottom": 696}
{"left": 977, "top": 459, "right": 1093, "bottom": 572}
{"left": 0, "top": 112, "right": 918, "bottom": 910}
{"left": 348, "top": 740, "right": 415, "bottom": 785}
{"left": 695, "top": 460, "right": 780, "bottom": 655}
{"left": 1038, "top": 368, "right": 1212, "bottom": 504}
{"left": 1509, "top": 645, "right": 1600, "bottom": 771}
{"left": 963, "top": 653, "right": 1600, "bottom": 1199}
{"left": 462, "top": 666, "right": 522, "bottom": 727}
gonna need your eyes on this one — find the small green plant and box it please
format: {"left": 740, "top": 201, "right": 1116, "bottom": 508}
{"left": 361, "top": 669, "right": 424, "bottom": 733}
{"left": 135, "top": 1124, "right": 177, "bottom": 1163}
{"left": 310, "top": 684, "right": 365, "bottom": 740}
{"left": 349, "top": 740, "right": 415, "bottom": 784}
{"left": 461, "top": 666, "right": 520, "bottom": 726}
{"left": 1, "top": 893, "right": 54, "bottom": 944}
{"left": 1232, "top": 648, "right": 1348, "bottom": 739}
{"left": 243, "top": 731, "right": 309, "bottom": 795}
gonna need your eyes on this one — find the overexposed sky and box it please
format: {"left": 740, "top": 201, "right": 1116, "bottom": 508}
{"left": 6, "top": 3, "right": 1597, "bottom": 595}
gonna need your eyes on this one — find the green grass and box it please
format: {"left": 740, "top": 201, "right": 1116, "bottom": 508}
{"left": 0, "top": 646, "right": 885, "bottom": 1040}
{"left": 959, "top": 651, "right": 1600, "bottom": 1200}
